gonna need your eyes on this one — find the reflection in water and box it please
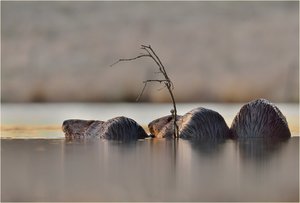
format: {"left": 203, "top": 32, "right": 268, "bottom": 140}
{"left": 237, "top": 137, "right": 289, "bottom": 162}
{"left": 1, "top": 138, "right": 299, "bottom": 202}
{"left": 236, "top": 137, "right": 299, "bottom": 201}
{"left": 187, "top": 138, "right": 227, "bottom": 156}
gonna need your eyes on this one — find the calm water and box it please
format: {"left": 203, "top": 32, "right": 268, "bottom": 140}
{"left": 1, "top": 103, "right": 299, "bottom": 201}
{"left": 1, "top": 138, "right": 299, "bottom": 202}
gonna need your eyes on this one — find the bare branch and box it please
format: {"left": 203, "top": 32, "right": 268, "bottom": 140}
{"left": 143, "top": 79, "right": 168, "bottom": 83}
{"left": 112, "top": 45, "right": 179, "bottom": 138}
{"left": 144, "top": 45, "right": 167, "bottom": 76}
{"left": 136, "top": 82, "right": 148, "bottom": 102}
{"left": 110, "top": 54, "right": 151, "bottom": 67}
{"left": 136, "top": 79, "right": 169, "bottom": 101}
{"left": 141, "top": 46, "right": 164, "bottom": 74}
{"left": 157, "top": 85, "right": 168, "bottom": 91}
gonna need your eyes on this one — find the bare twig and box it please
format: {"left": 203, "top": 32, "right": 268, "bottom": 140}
{"left": 136, "top": 82, "right": 147, "bottom": 102}
{"left": 143, "top": 79, "right": 169, "bottom": 83}
{"left": 111, "top": 45, "right": 179, "bottom": 138}
{"left": 157, "top": 85, "right": 168, "bottom": 91}
{"left": 110, "top": 54, "right": 150, "bottom": 67}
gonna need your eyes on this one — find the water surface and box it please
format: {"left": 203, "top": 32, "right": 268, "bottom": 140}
{"left": 1, "top": 103, "right": 299, "bottom": 201}
{"left": 1, "top": 138, "right": 299, "bottom": 202}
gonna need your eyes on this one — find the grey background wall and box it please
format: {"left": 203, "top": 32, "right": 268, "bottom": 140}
{"left": 2, "top": 1, "right": 299, "bottom": 103}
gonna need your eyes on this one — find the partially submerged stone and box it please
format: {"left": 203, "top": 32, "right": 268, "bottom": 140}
{"left": 230, "top": 99, "right": 291, "bottom": 139}
{"left": 62, "top": 116, "right": 148, "bottom": 140}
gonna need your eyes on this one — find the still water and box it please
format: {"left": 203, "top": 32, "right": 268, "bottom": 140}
{"left": 1, "top": 103, "right": 299, "bottom": 201}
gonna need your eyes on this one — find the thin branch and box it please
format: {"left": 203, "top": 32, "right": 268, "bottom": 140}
{"left": 110, "top": 54, "right": 150, "bottom": 67}
{"left": 144, "top": 45, "right": 167, "bottom": 76}
{"left": 157, "top": 85, "right": 168, "bottom": 91}
{"left": 142, "top": 45, "right": 175, "bottom": 90}
{"left": 141, "top": 46, "right": 164, "bottom": 74}
{"left": 112, "top": 45, "right": 179, "bottom": 138}
{"left": 136, "top": 82, "right": 148, "bottom": 102}
{"left": 143, "top": 79, "right": 168, "bottom": 83}
{"left": 136, "top": 79, "right": 169, "bottom": 101}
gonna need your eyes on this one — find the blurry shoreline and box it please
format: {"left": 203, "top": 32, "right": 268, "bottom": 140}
{"left": 2, "top": 1, "right": 299, "bottom": 103}
{"left": 1, "top": 102, "right": 299, "bottom": 138}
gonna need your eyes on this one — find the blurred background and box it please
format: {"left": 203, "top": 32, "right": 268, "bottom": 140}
{"left": 1, "top": 1, "right": 299, "bottom": 103}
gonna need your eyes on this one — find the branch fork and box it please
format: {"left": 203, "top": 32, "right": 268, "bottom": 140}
{"left": 111, "top": 45, "right": 179, "bottom": 138}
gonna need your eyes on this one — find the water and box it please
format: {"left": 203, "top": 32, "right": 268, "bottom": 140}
{"left": 1, "top": 138, "right": 299, "bottom": 202}
{"left": 1, "top": 103, "right": 299, "bottom": 201}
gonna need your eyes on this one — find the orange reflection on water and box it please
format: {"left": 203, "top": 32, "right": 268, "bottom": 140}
{"left": 1, "top": 125, "right": 63, "bottom": 139}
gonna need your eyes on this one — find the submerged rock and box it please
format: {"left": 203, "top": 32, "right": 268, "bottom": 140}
{"left": 230, "top": 99, "right": 291, "bottom": 139}
{"left": 148, "top": 107, "right": 230, "bottom": 139}
{"left": 62, "top": 116, "right": 148, "bottom": 140}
